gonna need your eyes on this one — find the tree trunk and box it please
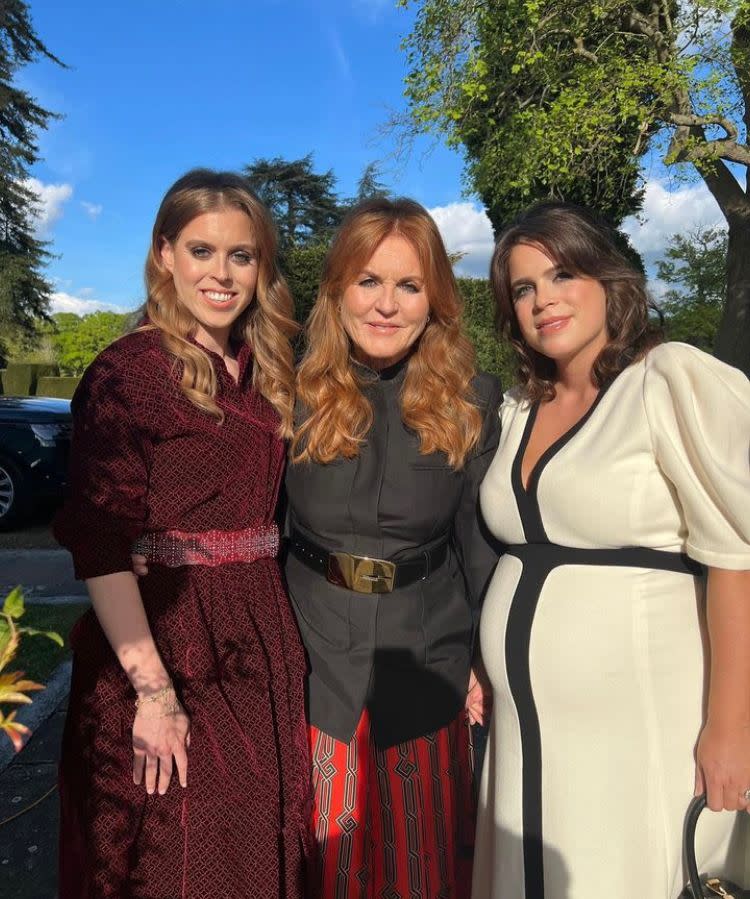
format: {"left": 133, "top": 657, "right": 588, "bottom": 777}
{"left": 715, "top": 213, "right": 750, "bottom": 377}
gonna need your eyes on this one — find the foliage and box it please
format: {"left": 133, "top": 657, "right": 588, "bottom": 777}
{"left": 50, "top": 311, "right": 129, "bottom": 374}
{"left": 353, "top": 162, "right": 391, "bottom": 203}
{"left": 243, "top": 154, "right": 343, "bottom": 252}
{"left": 398, "top": 0, "right": 750, "bottom": 375}
{"left": 0, "top": 1, "right": 64, "bottom": 355}
{"left": 1, "top": 360, "right": 57, "bottom": 395}
{"left": 283, "top": 241, "right": 328, "bottom": 327}
{"left": 35, "top": 374, "right": 80, "bottom": 398}
{"left": 12, "top": 600, "right": 87, "bottom": 683}
{"left": 397, "top": 0, "right": 650, "bottom": 230}
{"left": 458, "top": 277, "right": 517, "bottom": 384}
{"left": 0, "top": 587, "right": 62, "bottom": 752}
{"left": 657, "top": 227, "right": 727, "bottom": 350}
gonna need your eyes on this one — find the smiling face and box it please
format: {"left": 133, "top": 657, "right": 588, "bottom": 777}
{"left": 340, "top": 232, "right": 430, "bottom": 371}
{"left": 160, "top": 207, "right": 259, "bottom": 354}
{"left": 509, "top": 242, "right": 609, "bottom": 374}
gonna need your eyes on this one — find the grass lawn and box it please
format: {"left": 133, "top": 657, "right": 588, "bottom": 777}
{"left": 12, "top": 602, "right": 89, "bottom": 683}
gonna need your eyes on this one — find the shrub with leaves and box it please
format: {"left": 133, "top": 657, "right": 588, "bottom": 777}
{"left": 0, "top": 587, "right": 62, "bottom": 751}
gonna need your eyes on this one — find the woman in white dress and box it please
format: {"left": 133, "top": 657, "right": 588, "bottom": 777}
{"left": 473, "top": 202, "right": 750, "bottom": 899}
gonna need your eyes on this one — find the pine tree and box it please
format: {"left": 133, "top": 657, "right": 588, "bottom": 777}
{"left": 0, "top": 0, "right": 64, "bottom": 355}
{"left": 243, "top": 154, "right": 343, "bottom": 252}
{"left": 355, "top": 162, "right": 390, "bottom": 202}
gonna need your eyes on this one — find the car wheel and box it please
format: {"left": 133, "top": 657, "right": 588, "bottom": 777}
{"left": 0, "top": 458, "right": 28, "bottom": 529}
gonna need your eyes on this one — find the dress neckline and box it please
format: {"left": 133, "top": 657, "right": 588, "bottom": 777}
{"left": 510, "top": 381, "right": 613, "bottom": 544}
{"left": 518, "top": 387, "right": 609, "bottom": 495}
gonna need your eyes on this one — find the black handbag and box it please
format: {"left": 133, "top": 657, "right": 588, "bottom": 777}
{"left": 681, "top": 795, "right": 750, "bottom": 898}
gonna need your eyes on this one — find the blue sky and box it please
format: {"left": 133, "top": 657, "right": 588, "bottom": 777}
{"left": 21, "top": 0, "right": 727, "bottom": 314}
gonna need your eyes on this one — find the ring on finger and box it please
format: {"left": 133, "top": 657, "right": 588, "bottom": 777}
{"left": 741, "top": 788, "right": 750, "bottom": 802}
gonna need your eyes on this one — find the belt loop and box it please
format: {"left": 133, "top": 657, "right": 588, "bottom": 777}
{"left": 422, "top": 549, "right": 430, "bottom": 580}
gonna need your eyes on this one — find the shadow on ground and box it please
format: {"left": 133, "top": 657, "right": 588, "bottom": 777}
{"left": 0, "top": 697, "right": 64, "bottom": 899}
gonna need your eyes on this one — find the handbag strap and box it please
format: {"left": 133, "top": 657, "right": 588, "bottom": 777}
{"left": 683, "top": 794, "right": 708, "bottom": 898}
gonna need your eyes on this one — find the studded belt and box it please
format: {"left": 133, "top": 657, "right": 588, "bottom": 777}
{"left": 132, "top": 523, "right": 279, "bottom": 568}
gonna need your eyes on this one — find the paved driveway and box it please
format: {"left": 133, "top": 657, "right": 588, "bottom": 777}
{"left": 0, "top": 549, "right": 84, "bottom": 602}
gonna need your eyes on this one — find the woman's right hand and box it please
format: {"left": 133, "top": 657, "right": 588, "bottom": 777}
{"left": 132, "top": 553, "right": 150, "bottom": 577}
{"left": 132, "top": 687, "right": 190, "bottom": 795}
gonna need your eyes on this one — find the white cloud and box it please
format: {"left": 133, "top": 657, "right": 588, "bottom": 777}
{"left": 428, "top": 201, "right": 495, "bottom": 278}
{"left": 81, "top": 200, "right": 103, "bottom": 221}
{"left": 429, "top": 179, "right": 729, "bottom": 283}
{"left": 23, "top": 178, "right": 73, "bottom": 237}
{"left": 51, "top": 292, "right": 132, "bottom": 315}
{"left": 622, "top": 179, "right": 726, "bottom": 261}
{"left": 326, "top": 27, "right": 352, "bottom": 83}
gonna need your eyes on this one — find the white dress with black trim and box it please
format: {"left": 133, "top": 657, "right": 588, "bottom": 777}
{"left": 472, "top": 343, "right": 750, "bottom": 899}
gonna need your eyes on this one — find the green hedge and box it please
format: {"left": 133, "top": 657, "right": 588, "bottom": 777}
{"left": 1, "top": 362, "right": 59, "bottom": 396}
{"left": 35, "top": 376, "right": 81, "bottom": 399}
{"left": 457, "top": 278, "right": 517, "bottom": 386}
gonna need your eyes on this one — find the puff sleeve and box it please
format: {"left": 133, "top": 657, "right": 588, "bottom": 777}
{"left": 453, "top": 372, "right": 504, "bottom": 611}
{"left": 54, "top": 346, "right": 150, "bottom": 579}
{"left": 643, "top": 342, "right": 750, "bottom": 570}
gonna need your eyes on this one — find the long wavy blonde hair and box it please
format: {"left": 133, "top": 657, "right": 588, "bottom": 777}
{"left": 142, "top": 169, "right": 298, "bottom": 437}
{"left": 292, "top": 197, "right": 482, "bottom": 467}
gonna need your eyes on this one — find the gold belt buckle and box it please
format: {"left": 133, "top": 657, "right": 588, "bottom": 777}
{"left": 327, "top": 552, "right": 396, "bottom": 593}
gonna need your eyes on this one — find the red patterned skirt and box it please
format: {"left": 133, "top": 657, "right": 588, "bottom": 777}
{"left": 310, "top": 709, "right": 476, "bottom": 899}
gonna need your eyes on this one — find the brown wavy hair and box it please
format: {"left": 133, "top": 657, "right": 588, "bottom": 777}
{"left": 292, "top": 197, "right": 483, "bottom": 467}
{"left": 490, "top": 202, "right": 663, "bottom": 402}
{"left": 141, "top": 168, "right": 298, "bottom": 436}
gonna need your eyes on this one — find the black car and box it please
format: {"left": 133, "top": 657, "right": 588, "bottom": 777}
{"left": 0, "top": 396, "right": 72, "bottom": 527}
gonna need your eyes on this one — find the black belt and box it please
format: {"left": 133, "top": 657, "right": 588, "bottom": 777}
{"left": 289, "top": 529, "right": 449, "bottom": 594}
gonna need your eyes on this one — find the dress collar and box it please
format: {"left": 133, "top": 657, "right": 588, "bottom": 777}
{"left": 187, "top": 333, "right": 253, "bottom": 385}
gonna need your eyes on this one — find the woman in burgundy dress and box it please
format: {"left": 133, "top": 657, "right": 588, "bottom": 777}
{"left": 54, "top": 169, "right": 311, "bottom": 898}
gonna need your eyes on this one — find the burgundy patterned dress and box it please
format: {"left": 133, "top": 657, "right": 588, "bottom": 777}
{"left": 54, "top": 329, "right": 311, "bottom": 899}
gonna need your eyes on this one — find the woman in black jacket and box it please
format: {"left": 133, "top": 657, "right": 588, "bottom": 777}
{"left": 287, "top": 197, "right": 502, "bottom": 899}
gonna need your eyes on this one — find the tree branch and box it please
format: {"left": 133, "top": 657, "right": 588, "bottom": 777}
{"left": 573, "top": 37, "right": 598, "bottom": 63}
{"left": 686, "top": 139, "right": 750, "bottom": 167}
{"left": 698, "top": 159, "right": 749, "bottom": 222}
{"left": 669, "top": 113, "right": 739, "bottom": 141}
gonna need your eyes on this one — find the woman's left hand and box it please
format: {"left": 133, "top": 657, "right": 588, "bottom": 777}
{"left": 695, "top": 718, "right": 750, "bottom": 812}
{"left": 466, "top": 666, "right": 492, "bottom": 727}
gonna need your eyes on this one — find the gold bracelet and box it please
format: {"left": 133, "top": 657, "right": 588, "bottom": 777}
{"left": 134, "top": 684, "right": 174, "bottom": 708}
{"left": 134, "top": 685, "right": 182, "bottom": 718}
{"left": 136, "top": 700, "right": 182, "bottom": 719}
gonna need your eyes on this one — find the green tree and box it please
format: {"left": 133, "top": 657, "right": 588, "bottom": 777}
{"left": 0, "top": 1, "right": 64, "bottom": 354}
{"left": 51, "top": 311, "right": 129, "bottom": 374}
{"left": 657, "top": 227, "right": 727, "bottom": 350}
{"left": 243, "top": 155, "right": 343, "bottom": 252}
{"left": 398, "top": 0, "right": 750, "bottom": 375}
{"left": 354, "top": 162, "right": 391, "bottom": 202}
{"left": 397, "top": 0, "right": 649, "bottom": 230}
